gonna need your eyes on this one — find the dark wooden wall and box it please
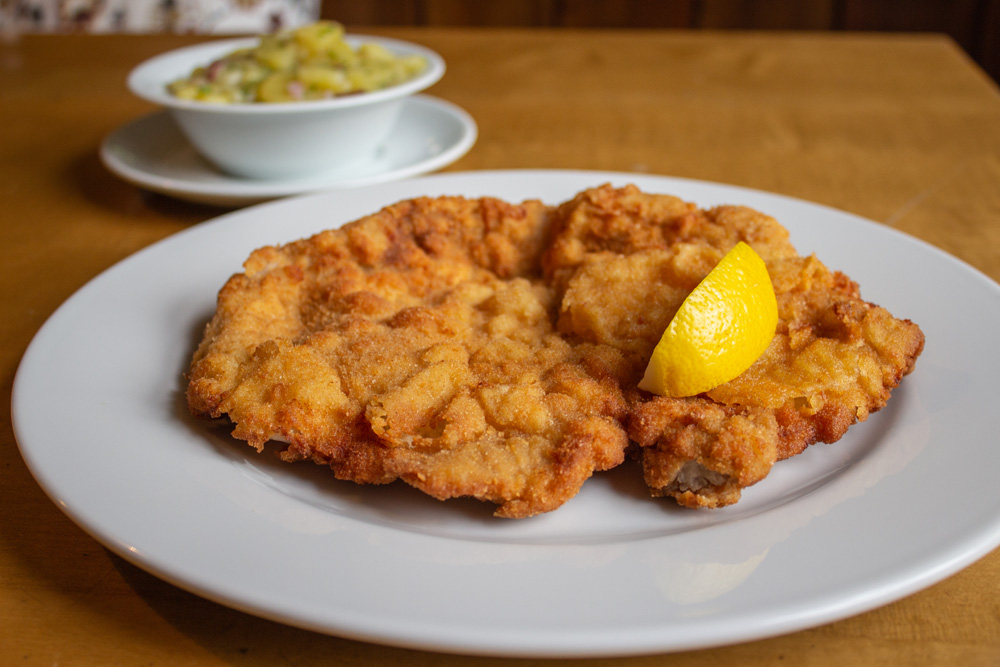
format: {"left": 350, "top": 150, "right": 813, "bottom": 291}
{"left": 320, "top": 0, "right": 1000, "bottom": 84}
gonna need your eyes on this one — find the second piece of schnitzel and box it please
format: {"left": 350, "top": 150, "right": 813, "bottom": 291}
{"left": 187, "top": 184, "right": 923, "bottom": 516}
{"left": 545, "top": 185, "right": 924, "bottom": 508}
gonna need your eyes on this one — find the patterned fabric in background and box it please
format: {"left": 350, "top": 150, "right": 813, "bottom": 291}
{"left": 0, "top": 0, "right": 320, "bottom": 33}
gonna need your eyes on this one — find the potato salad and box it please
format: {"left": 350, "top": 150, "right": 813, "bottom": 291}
{"left": 167, "top": 21, "right": 427, "bottom": 103}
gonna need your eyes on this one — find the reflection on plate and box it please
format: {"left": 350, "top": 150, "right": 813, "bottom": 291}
{"left": 12, "top": 171, "right": 1000, "bottom": 658}
{"left": 99, "top": 94, "right": 477, "bottom": 206}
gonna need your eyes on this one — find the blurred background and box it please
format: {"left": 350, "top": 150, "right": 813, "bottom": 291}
{"left": 2, "top": 0, "right": 997, "bottom": 83}
{"left": 321, "top": 0, "right": 998, "bottom": 82}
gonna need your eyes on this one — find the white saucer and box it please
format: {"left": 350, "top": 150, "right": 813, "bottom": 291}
{"left": 100, "top": 95, "right": 477, "bottom": 206}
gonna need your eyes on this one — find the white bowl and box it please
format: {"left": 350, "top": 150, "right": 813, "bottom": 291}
{"left": 127, "top": 35, "right": 445, "bottom": 180}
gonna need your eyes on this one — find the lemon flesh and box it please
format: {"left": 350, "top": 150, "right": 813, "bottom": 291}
{"left": 639, "top": 241, "right": 778, "bottom": 397}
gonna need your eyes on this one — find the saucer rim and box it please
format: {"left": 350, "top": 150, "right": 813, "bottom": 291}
{"left": 99, "top": 94, "right": 478, "bottom": 206}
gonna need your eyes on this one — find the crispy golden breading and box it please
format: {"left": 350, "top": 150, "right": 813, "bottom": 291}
{"left": 188, "top": 184, "right": 923, "bottom": 515}
{"left": 546, "top": 185, "right": 924, "bottom": 508}
{"left": 187, "top": 195, "right": 630, "bottom": 518}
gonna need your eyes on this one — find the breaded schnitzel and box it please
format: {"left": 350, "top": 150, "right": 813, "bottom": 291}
{"left": 187, "top": 195, "right": 629, "bottom": 518}
{"left": 546, "top": 185, "right": 924, "bottom": 508}
{"left": 187, "top": 184, "right": 923, "bottom": 515}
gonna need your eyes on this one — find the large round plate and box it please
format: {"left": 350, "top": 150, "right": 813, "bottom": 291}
{"left": 12, "top": 170, "right": 1000, "bottom": 657}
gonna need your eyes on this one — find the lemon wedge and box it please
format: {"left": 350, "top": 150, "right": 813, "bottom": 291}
{"left": 639, "top": 241, "right": 777, "bottom": 397}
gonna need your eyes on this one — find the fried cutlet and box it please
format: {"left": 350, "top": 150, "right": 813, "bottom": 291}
{"left": 187, "top": 195, "right": 630, "bottom": 518}
{"left": 546, "top": 185, "right": 924, "bottom": 508}
{"left": 187, "top": 184, "right": 923, "bottom": 515}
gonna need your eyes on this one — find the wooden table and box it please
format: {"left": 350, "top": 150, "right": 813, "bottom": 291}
{"left": 3, "top": 28, "right": 1000, "bottom": 666}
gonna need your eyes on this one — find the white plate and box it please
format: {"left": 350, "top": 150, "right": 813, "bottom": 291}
{"left": 99, "top": 95, "right": 477, "bottom": 206}
{"left": 13, "top": 170, "right": 1000, "bottom": 658}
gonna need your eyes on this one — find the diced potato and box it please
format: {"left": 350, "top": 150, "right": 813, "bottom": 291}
{"left": 256, "top": 72, "right": 293, "bottom": 102}
{"left": 294, "top": 20, "right": 345, "bottom": 56}
{"left": 254, "top": 44, "right": 296, "bottom": 71}
{"left": 398, "top": 54, "right": 427, "bottom": 76}
{"left": 357, "top": 43, "right": 394, "bottom": 63}
{"left": 297, "top": 65, "right": 351, "bottom": 94}
{"left": 325, "top": 40, "right": 358, "bottom": 67}
{"left": 169, "top": 84, "right": 199, "bottom": 100}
